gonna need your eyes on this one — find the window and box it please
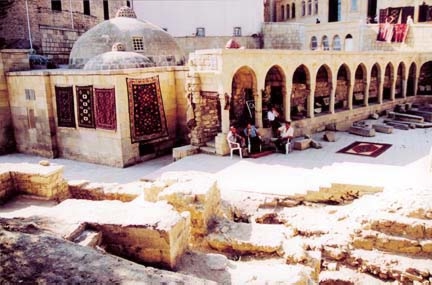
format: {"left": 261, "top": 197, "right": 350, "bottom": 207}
{"left": 83, "top": 0, "right": 90, "bottom": 15}
{"left": 311, "top": 36, "right": 318, "bottom": 50}
{"left": 233, "top": 27, "right": 242, "bottom": 37}
{"left": 322, "top": 35, "right": 329, "bottom": 50}
{"left": 307, "top": 0, "right": 312, "bottom": 15}
{"left": 332, "top": 35, "right": 341, "bottom": 50}
{"left": 51, "top": 0, "right": 62, "bottom": 11}
{"left": 196, "top": 27, "right": 205, "bottom": 37}
{"left": 302, "top": 1, "right": 306, "bottom": 16}
{"left": 292, "top": 3, "right": 296, "bottom": 18}
{"left": 286, "top": 4, "right": 290, "bottom": 19}
{"left": 127, "top": 1, "right": 131, "bottom": 7}
{"left": 132, "top": 37, "right": 144, "bottom": 50}
{"left": 25, "top": 89, "right": 35, "bottom": 100}
{"left": 103, "top": 0, "right": 109, "bottom": 20}
{"left": 314, "top": 0, "right": 318, "bottom": 14}
{"left": 351, "top": 0, "right": 358, "bottom": 11}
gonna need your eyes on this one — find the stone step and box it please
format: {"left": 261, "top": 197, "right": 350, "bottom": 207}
{"left": 348, "top": 126, "right": 376, "bottom": 137}
{"left": 387, "top": 111, "right": 425, "bottom": 123}
{"left": 352, "top": 230, "right": 432, "bottom": 257}
{"left": 206, "top": 139, "right": 216, "bottom": 148}
{"left": 346, "top": 249, "right": 432, "bottom": 283}
{"left": 200, "top": 146, "right": 217, "bottom": 155}
{"left": 407, "top": 109, "right": 432, "bottom": 122}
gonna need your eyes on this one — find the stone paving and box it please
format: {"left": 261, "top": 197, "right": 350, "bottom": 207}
{"left": 0, "top": 122, "right": 431, "bottom": 193}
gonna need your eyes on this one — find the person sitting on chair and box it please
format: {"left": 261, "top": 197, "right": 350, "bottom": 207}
{"left": 243, "top": 122, "right": 262, "bottom": 153}
{"left": 227, "top": 126, "right": 245, "bottom": 147}
{"left": 275, "top": 121, "right": 294, "bottom": 152}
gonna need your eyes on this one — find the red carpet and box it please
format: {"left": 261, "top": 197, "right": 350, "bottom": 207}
{"left": 248, "top": 150, "right": 273, "bottom": 159}
{"left": 337, "top": 141, "right": 392, "bottom": 157}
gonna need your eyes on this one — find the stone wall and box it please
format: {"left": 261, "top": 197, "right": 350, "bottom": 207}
{"left": 262, "top": 23, "right": 305, "bottom": 50}
{"left": 0, "top": 0, "right": 127, "bottom": 63}
{"left": 6, "top": 66, "right": 189, "bottom": 167}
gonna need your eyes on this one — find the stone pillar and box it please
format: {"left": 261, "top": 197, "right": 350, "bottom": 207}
{"left": 348, "top": 73, "right": 354, "bottom": 110}
{"left": 402, "top": 78, "right": 408, "bottom": 98}
{"left": 330, "top": 78, "right": 336, "bottom": 114}
{"left": 378, "top": 73, "right": 384, "bottom": 104}
{"left": 219, "top": 91, "right": 231, "bottom": 134}
{"left": 308, "top": 80, "right": 316, "bottom": 118}
{"left": 413, "top": 76, "right": 419, "bottom": 96}
{"left": 364, "top": 73, "right": 370, "bottom": 107}
{"left": 185, "top": 73, "right": 202, "bottom": 146}
{"left": 285, "top": 80, "right": 293, "bottom": 121}
{"left": 390, "top": 73, "right": 396, "bottom": 101}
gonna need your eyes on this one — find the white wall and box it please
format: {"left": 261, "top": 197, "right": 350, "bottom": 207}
{"left": 132, "top": 0, "right": 264, "bottom": 37}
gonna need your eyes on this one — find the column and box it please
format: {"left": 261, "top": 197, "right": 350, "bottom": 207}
{"left": 308, "top": 80, "right": 316, "bottom": 118}
{"left": 254, "top": 82, "right": 263, "bottom": 128}
{"left": 330, "top": 78, "right": 336, "bottom": 114}
{"left": 284, "top": 81, "right": 293, "bottom": 121}
{"left": 390, "top": 73, "right": 396, "bottom": 101}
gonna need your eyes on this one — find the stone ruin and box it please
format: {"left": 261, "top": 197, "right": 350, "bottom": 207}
{"left": 0, "top": 161, "right": 432, "bottom": 284}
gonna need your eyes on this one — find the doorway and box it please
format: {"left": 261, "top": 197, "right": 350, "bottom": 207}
{"left": 328, "top": 0, "right": 340, "bottom": 22}
{"left": 367, "top": 0, "right": 377, "bottom": 23}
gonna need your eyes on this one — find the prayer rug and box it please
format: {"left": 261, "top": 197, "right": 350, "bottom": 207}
{"left": 94, "top": 87, "right": 117, "bottom": 130}
{"left": 76, "top": 85, "right": 95, "bottom": 128}
{"left": 126, "top": 76, "right": 169, "bottom": 143}
{"left": 337, "top": 141, "right": 392, "bottom": 158}
{"left": 55, "top": 86, "right": 76, "bottom": 128}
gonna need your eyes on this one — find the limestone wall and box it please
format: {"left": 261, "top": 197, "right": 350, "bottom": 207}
{"left": 6, "top": 66, "right": 189, "bottom": 167}
{"left": 262, "top": 23, "right": 305, "bottom": 50}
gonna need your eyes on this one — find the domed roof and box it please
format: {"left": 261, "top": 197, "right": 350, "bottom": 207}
{"left": 83, "top": 43, "right": 155, "bottom": 70}
{"left": 69, "top": 7, "right": 185, "bottom": 69}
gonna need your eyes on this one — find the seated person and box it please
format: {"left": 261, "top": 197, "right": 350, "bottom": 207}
{"left": 275, "top": 121, "right": 294, "bottom": 152}
{"left": 243, "top": 123, "right": 262, "bottom": 153}
{"left": 227, "top": 126, "right": 245, "bottom": 148}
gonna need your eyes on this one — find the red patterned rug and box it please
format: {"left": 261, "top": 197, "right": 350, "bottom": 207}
{"left": 337, "top": 141, "right": 392, "bottom": 157}
{"left": 76, "top": 85, "right": 95, "bottom": 128}
{"left": 55, "top": 86, "right": 75, "bottom": 128}
{"left": 249, "top": 150, "right": 273, "bottom": 159}
{"left": 126, "top": 76, "right": 168, "bottom": 143}
{"left": 94, "top": 87, "right": 117, "bottom": 130}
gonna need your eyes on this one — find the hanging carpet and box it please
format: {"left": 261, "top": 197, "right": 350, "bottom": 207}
{"left": 94, "top": 87, "right": 117, "bottom": 130}
{"left": 76, "top": 85, "right": 95, "bottom": 128}
{"left": 55, "top": 85, "right": 76, "bottom": 128}
{"left": 126, "top": 76, "right": 169, "bottom": 143}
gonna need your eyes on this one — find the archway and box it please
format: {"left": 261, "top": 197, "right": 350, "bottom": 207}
{"left": 335, "top": 64, "right": 350, "bottom": 112}
{"left": 230, "top": 66, "right": 257, "bottom": 127}
{"left": 395, "top": 62, "right": 405, "bottom": 98}
{"left": 369, "top": 63, "right": 380, "bottom": 105}
{"left": 354, "top": 64, "right": 367, "bottom": 107}
{"left": 291, "top": 65, "right": 310, "bottom": 120}
{"left": 322, "top": 35, "right": 329, "bottom": 50}
{"left": 332, "top": 35, "right": 341, "bottom": 50}
{"left": 407, "top": 63, "right": 416, "bottom": 96}
{"left": 328, "top": 0, "right": 340, "bottom": 22}
{"left": 418, "top": 61, "right": 432, "bottom": 95}
{"left": 383, "top": 63, "right": 394, "bottom": 101}
{"left": 345, "top": 34, "right": 353, "bottom": 51}
{"left": 263, "top": 65, "right": 286, "bottom": 127}
{"left": 314, "top": 65, "right": 332, "bottom": 115}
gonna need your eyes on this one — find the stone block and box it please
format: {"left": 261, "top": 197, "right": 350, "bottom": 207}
{"left": 323, "top": 131, "right": 336, "bottom": 142}
{"left": 372, "top": 124, "right": 393, "bottom": 134}
{"left": 293, "top": 139, "right": 311, "bottom": 150}
{"left": 157, "top": 174, "right": 220, "bottom": 237}
{"left": 45, "top": 199, "right": 191, "bottom": 270}
{"left": 348, "top": 126, "right": 376, "bottom": 137}
{"left": 310, "top": 140, "right": 322, "bottom": 149}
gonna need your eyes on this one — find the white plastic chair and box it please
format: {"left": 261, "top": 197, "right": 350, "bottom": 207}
{"left": 227, "top": 139, "right": 242, "bottom": 159}
{"left": 285, "top": 139, "right": 292, "bottom": 155}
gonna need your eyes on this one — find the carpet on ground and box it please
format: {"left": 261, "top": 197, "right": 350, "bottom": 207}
{"left": 126, "top": 76, "right": 169, "bottom": 143}
{"left": 55, "top": 85, "right": 75, "bottom": 128}
{"left": 337, "top": 141, "right": 392, "bottom": 157}
{"left": 248, "top": 150, "right": 273, "bottom": 159}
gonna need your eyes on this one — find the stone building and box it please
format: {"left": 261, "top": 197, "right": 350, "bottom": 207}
{"left": 0, "top": 0, "right": 129, "bottom": 64}
{"left": 0, "top": 4, "right": 431, "bottom": 166}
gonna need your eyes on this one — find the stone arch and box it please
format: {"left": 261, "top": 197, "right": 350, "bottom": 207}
{"left": 335, "top": 64, "right": 350, "bottom": 112}
{"left": 230, "top": 66, "right": 257, "bottom": 127}
{"left": 418, "top": 61, "right": 432, "bottom": 95}
{"left": 332, "top": 35, "right": 341, "bottom": 50}
{"left": 286, "top": 4, "right": 290, "bottom": 19}
{"left": 383, "top": 63, "right": 394, "bottom": 101}
{"left": 368, "top": 63, "right": 380, "bottom": 105}
{"left": 291, "top": 64, "right": 310, "bottom": 120}
{"left": 263, "top": 65, "right": 286, "bottom": 127}
{"left": 292, "top": 3, "right": 296, "bottom": 18}
{"left": 314, "top": 64, "right": 332, "bottom": 115}
{"left": 395, "top": 62, "right": 405, "bottom": 98}
{"left": 407, "top": 62, "right": 417, "bottom": 96}
{"left": 281, "top": 5, "right": 285, "bottom": 20}
{"left": 353, "top": 63, "right": 367, "bottom": 107}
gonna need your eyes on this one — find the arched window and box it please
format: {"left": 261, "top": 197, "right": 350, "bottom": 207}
{"left": 308, "top": 0, "right": 312, "bottom": 16}
{"left": 292, "top": 3, "right": 296, "bottom": 18}
{"left": 351, "top": 0, "right": 358, "bottom": 11}
{"left": 314, "top": 0, "right": 318, "bottom": 14}
{"left": 286, "top": 4, "right": 290, "bottom": 19}
{"left": 332, "top": 35, "right": 341, "bottom": 50}
{"left": 281, "top": 5, "right": 285, "bottom": 20}
{"left": 302, "top": 1, "right": 306, "bottom": 16}
{"left": 311, "top": 36, "right": 318, "bottom": 50}
{"left": 322, "top": 35, "right": 329, "bottom": 50}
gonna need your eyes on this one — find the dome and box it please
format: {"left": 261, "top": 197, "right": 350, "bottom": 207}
{"left": 83, "top": 43, "right": 155, "bottom": 70}
{"left": 69, "top": 7, "right": 185, "bottom": 69}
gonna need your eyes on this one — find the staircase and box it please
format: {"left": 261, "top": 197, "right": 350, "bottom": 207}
{"left": 199, "top": 139, "right": 217, "bottom": 155}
